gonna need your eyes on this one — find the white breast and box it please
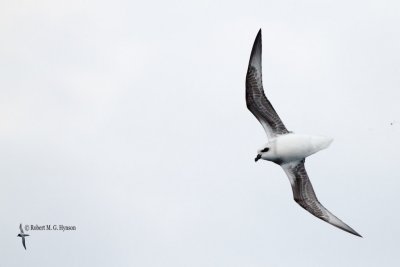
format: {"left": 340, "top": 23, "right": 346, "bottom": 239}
{"left": 271, "top": 133, "right": 333, "bottom": 162}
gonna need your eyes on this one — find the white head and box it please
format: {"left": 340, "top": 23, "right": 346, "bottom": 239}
{"left": 255, "top": 145, "right": 271, "bottom": 162}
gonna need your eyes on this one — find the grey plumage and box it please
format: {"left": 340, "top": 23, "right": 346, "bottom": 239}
{"left": 246, "top": 29, "right": 289, "bottom": 139}
{"left": 246, "top": 29, "right": 361, "bottom": 237}
{"left": 282, "top": 160, "right": 362, "bottom": 237}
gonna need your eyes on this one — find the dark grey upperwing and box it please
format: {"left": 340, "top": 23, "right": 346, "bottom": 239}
{"left": 22, "top": 237, "right": 26, "bottom": 250}
{"left": 282, "top": 160, "right": 362, "bottom": 237}
{"left": 19, "top": 223, "right": 23, "bottom": 234}
{"left": 246, "top": 29, "right": 289, "bottom": 139}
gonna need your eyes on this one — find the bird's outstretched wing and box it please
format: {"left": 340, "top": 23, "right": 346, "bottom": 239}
{"left": 22, "top": 237, "right": 26, "bottom": 250}
{"left": 19, "top": 223, "right": 23, "bottom": 234}
{"left": 282, "top": 159, "right": 362, "bottom": 237}
{"left": 246, "top": 29, "right": 289, "bottom": 139}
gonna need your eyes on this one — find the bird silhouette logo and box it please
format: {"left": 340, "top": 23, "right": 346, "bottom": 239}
{"left": 17, "top": 224, "right": 29, "bottom": 250}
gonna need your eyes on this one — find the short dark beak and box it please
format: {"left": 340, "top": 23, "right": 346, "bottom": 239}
{"left": 254, "top": 154, "right": 261, "bottom": 162}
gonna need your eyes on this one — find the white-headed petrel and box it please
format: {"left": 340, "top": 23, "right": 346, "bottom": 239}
{"left": 246, "top": 29, "right": 361, "bottom": 237}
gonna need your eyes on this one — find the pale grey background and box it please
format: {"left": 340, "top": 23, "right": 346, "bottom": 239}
{"left": 1, "top": 0, "right": 400, "bottom": 266}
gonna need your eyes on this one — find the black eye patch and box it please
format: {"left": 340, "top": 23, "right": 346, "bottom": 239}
{"left": 261, "top": 147, "right": 269, "bottom": 152}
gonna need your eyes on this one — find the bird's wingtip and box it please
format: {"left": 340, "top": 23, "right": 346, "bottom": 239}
{"left": 254, "top": 29, "right": 262, "bottom": 44}
{"left": 352, "top": 230, "right": 363, "bottom": 238}
{"left": 336, "top": 221, "right": 362, "bottom": 238}
{"left": 248, "top": 29, "right": 263, "bottom": 69}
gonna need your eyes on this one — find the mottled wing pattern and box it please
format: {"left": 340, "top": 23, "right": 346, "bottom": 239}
{"left": 246, "top": 29, "right": 289, "bottom": 139}
{"left": 282, "top": 160, "right": 362, "bottom": 237}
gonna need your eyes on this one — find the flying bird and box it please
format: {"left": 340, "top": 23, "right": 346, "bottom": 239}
{"left": 246, "top": 29, "right": 361, "bottom": 237}
{"left": 17, "top": 224, "right": 29, "bottom": 250}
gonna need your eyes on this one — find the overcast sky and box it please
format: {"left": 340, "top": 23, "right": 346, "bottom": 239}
{"left": 1, "top": 0, "right": 400, "bottom": 266}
